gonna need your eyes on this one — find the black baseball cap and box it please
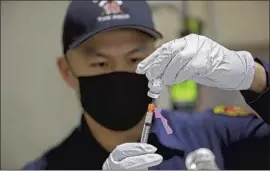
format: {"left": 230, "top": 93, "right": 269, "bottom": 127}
{"left": 62, "top": 0, "right": 163, "bottom": 54}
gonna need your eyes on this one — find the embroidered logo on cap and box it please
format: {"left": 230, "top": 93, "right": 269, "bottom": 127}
{"left": 94, "top": 0, "right": 130, "bottom": 22}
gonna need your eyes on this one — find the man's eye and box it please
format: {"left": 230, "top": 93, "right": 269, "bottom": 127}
{"left": 131, "top": 58, "right": 143, "bottom": 64}
{"left": 89, "top": 62, "right": 107, "bottom": 68}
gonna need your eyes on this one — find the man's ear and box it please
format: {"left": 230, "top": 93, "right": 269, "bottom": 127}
{"left": 56, "top": 56, "right": 78, "bottom": 89}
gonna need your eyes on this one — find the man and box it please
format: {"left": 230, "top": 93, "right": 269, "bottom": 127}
{"left": 23, "top": 1, "right": 269, "bottom": 170}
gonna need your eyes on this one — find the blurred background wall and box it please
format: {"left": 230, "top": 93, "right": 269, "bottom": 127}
{"left": 1, "top": 1, "right": 269, "bottom": 169}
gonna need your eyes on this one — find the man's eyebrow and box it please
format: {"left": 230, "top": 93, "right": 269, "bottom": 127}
{"left": 81, "top": 44, "right": 148, "bottom": 58}
{"left": 125, "top": 45, "right": 147, "bottom": 56}
{"left": 81, "top": 47, "right": 108, "bottom": 58}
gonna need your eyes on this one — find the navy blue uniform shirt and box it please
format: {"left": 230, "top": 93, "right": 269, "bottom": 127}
{"left": 23, "top": 58, "right": 270, "bottom": 170}
{"left": 23, "top": 110, "right": 270, "bottom": 170}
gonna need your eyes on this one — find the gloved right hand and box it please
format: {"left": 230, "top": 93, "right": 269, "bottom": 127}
{"left": 136, "top": 34, "right": 255, "bottom": 98}
{"left": 102, "top": 143, "right": 163, "bottom": 170}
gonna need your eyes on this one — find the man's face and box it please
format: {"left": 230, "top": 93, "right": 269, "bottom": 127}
{"left": 57, "top": 28, "right": 156, "bottom": 89}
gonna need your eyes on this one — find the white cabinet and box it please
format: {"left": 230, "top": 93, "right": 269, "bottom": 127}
{"left": 149, "top": 1, "right": 269, "bottom": 47}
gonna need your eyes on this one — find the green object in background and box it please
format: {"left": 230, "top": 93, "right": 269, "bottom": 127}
{"left": 186, "top": 18, "right": 200, "bottom": 33}
{"left": 170, "top": 80, "right": 198, "bottom": 103}
{"left": 180, "top": 18, "right": 203, "bottom": 37}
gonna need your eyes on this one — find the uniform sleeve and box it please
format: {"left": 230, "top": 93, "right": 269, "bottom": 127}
{"left": 240, "top": 57, "right": 269, "bottom": 123}
{"left": 211, "top": 112, "right": 270, "bottom": 169}
{"left": 22, "top": 157, "right": 47, "bottom": 170}
{"left": 213, "top": 114, "right": 270, "bottom": 144}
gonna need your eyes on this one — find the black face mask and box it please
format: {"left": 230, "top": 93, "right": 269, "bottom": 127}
{"left": 78, "top": 72, "right": 152, "bottom": 131}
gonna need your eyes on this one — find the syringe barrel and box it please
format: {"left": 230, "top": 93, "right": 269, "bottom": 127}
{"left": 140, "top": 124, "right": 152, "bottom": 143}
{"left": 140, "top": 112, "right": 153, "bottom": 143}
{"left": 144, "top": 111, "right": 153, "bottom": 124}
{"left": 140, "top": 103, "right": 155, "bottom": 143}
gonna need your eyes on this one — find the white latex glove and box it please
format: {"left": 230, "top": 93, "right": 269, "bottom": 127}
{"left": 136, "top": 34, "right": 255, "bottom": 98}
{"left": 102, "top": 143, "right": 163, "bottom": 170}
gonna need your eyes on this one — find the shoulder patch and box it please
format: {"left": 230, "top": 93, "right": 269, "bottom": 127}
{"left": 213, "top": 105, "right": 250, "bottom": 116}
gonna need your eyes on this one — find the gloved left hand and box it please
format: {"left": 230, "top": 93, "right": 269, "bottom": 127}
{"left": 102, "top": 143, "right": 163, "bottom": 170}
{"left": 136, "top": 34, "right": 255, "bottom": 98}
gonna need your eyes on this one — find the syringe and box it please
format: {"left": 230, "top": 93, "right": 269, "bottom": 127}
{"left": 140, "top": 103, "right": 155, "bottom": 143}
